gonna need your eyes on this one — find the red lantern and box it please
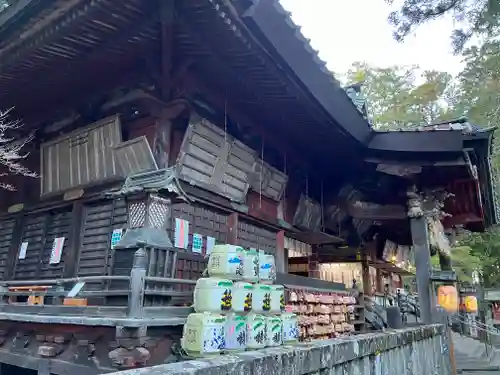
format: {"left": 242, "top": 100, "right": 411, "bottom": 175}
{"left": 437, "top": 285, "right": 458, "bottom": 313}
{"left": 464, "top": 296, "right": 478, "bottom": 313}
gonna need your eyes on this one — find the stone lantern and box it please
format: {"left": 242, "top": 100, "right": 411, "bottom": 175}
{"left": 109, "top": 169, "right": 179, "bottom": 294}
{"left": 113, "top": 169, "right": 177, "bottom": 250}
{"left": 116, "top": 193, "right": 173, "bottom": 249}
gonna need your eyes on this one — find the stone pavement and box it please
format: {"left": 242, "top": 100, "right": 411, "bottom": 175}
{"left": 455, "top": 347, "right": 500, "bottom": 374}
{"left": 452, "top": 330, "right": 500, "bottom": 374}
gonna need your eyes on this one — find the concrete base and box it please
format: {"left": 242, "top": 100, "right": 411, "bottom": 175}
{"left": 110, "top": 325, "right": 452, "bottom": 375}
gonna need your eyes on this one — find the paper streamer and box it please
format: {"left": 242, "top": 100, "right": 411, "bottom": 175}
{"left": 175, "top": 218, "right": 189, "bottom": 249}
{"left": 18, "top": 242, "right": 28, "bottom": 260}
{"left": 192, "top": 233, "right": 203, "bottom": 254}
{"left": 50, "top": 237, "right": 65, "bottom": 264}
{"left": 206, "top": 236, "right": 215, "bottom": 255}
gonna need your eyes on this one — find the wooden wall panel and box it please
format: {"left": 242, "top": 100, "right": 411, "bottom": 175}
{"left": 237, "top": 219, "right": 277, "bottom": 253}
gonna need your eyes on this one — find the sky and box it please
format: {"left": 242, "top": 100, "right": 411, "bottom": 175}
{"left": 279, "top": 0, "right": 465, "bottom": 78}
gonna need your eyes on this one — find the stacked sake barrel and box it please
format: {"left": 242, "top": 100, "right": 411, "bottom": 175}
{"left": 181, "top": 244, "right": 299, "bottom": 357}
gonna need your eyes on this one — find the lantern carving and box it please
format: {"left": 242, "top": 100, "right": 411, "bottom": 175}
{"left": 463, "top": 296, "right": 478, "bottom": 313}
{"left": 437, "top": 285, "right": 458, "bottom": 313}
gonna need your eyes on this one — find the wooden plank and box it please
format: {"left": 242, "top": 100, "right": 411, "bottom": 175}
{"left": 276, "top": 230, "right": 287, "bottom": 273}
{"left": 160, "top": 0, "right": 175, "bottom": 100}
{"left": 65, "top": 202, "right": 83, "bottom": 278}
{"left": 308, "top": 246, "right": 321, "bottom": 279}
{"left": 3, "top": 218, "right": 21, "bottom": 280}
{"left": 63, "top": 298, "right": 88, "bottom": 306}
{"left": 227, "top": 213, "right": 239, "bottom": 245}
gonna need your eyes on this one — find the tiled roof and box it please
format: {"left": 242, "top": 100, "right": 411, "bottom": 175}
{"left": 239, "top": 0, "right": 372, "bottom": 143}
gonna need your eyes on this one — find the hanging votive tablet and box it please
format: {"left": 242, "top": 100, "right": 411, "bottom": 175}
{"left": 243, "top": 248, "right": 259, "bottom": 282}
{"left": 258, "top": 250, "right": 276, "bottom": 284}
{"left": 232, "top": 282, "right": 253, "bottom": 313}
{"left": 207, "top": 245, "right": 244, "bottom": 280}
{"left": 265, "top": 315, "right": 283, "bottom": 347}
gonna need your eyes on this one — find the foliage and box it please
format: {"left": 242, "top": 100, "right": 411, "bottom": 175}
{"left": 0, "top": 110, "right": 37, "bottom": 191}
{"left": 345, "top": 63, "right": 456, "bottom": 129}
{"left": 453, "top": 41, "right": 500, "bottom": 179}
{"left": 458, "top": 231, "right": 500, "bottom": 287}
{"left": 345, "top": 62, "right": 417, "bottom": 129}
{"left": 386, "top": 0, "right": 500, "bottom": 53}
{"left": 430, "top": 246, "right": 481, "bottom": 283}
{"left": 345, "top": 51, "right": 500, "bottom": 285}
{"left": 0, "top": 1, "right": 11, "bottom": 12}
{"left": 456, "top": 41, "right": 500, "bottom": 128}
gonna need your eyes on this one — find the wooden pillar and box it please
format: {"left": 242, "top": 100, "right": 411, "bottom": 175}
{"left": 65, "top": 202, "right": 83, "bottom": 278}
{"left": 410, "top": 210, "right": 434, "bottom": 324}
{"left": 160, "top": 0, "right": 174, "bottom": 100}
{"left": 155, "top": 0, "right": 175, "bottom": 170}
{"left": 275, "top": 230, "right": 288, "bottom": 273}
{"left": 308, "top": 245, "right": 321, "bottom": 279}
{"left": 227, "top": 213, "right": 239, "bottom": 245}
{"left": 366, "top": 241, "right": 382, "bottom": 294}
{"left": 5, "top": 217, "right": 23, "bottom": 280}
{"left": 376, "top": 269, "right": 383, "bottom": 294}
{"left": 361, "top": 257, "right": 371, "bottom": 296}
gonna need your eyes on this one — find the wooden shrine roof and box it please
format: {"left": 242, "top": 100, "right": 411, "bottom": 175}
{"left": 0, "top": 0, "right": 495, "bottom": 231}
{"left": 0, "top": 0, "right": 372, "bottom": 172}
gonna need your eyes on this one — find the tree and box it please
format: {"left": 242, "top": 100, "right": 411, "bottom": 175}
{"left": 345, "top": 62, "right": 455, "bottom": 129}
{"left": 345, "top": 58, "right": 500, "bottom": 285}
{"left": 0, "top": 1, "right": 11, "bottom": 12}
{"left": 456, "top": 41, "right": 500, "bottom": 127}
{"left": 451, "top": 41, "right": 500, "bottom": 176}
{"left": 0, "top": 110, "right": 37, "bottom": 191}
{"left": 408, "top": 70, "right": 455, "bottom": 123}
{"left": 459, "top": 231, "right": 500, "bottom": 287}
{"left": 386, "top": 0, "right": 500, "bottom": 53}
{"left": 430, "top": 245, "right": 482, "bottom": 283}
{"left": 345, "top": 62, "right": 418, "bottom": 129}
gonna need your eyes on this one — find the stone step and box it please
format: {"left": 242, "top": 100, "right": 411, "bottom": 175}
{"left": 457, "top": 365, "right": 500, "bottom": 373}
{"left": 455, "top": 352, "right": 500, "bottom": 373}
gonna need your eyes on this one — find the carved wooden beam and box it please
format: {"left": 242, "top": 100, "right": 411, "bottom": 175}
{"left": 347, "top": 201, "right": 407, "bottom": 220}
{"left": 160, "top": 0, "right": 175, "bottom": 101}
{"left": 184, "top": 75, "right": 309, "bottom": 171}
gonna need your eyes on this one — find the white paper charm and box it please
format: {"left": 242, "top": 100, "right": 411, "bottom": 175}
{"left": 18, "top": 242, "right": 29, "bottom": 260}
{"left": 50, "top": 237, "right": 66, "bottom": 264}
{"left": 175, "top": 218, "right": 189, "bottom": 249}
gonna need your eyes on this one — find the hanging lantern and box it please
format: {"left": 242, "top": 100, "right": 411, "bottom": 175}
{"left": 437, "top": 285, "right": 458, "bottom": 313}
{"left": 463, "top": 296, "right": 478, "bottom": 313}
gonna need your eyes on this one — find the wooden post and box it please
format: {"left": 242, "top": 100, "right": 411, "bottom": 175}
{"left": 160, "top": 0, "right": 174, "bottom": 101}
{"left": 275, "top": 230, "right": 287, "bottom": 273}
{"left": 308, "top": 245, "right": 321, "bottom": 279}
{"left": 128, "top": 244, "right": 147, "bottom": 318}
{"left": 5, "top": 217, "right": 23, "bottom": 280}
{"left": 361, "top": 257, "right": 371, "bottom": 296}
{"left": 448, "top": 326, "right": 458, "bottom": 375}
{"left": 65, "top": 202, "right": 83, "bottom": 278}
{"left": 376, "top": 269, "right": 383, "bottom": 294}
{"left": 410, "top": 215, "right": 434, "bottom": 324}
{"left": 227, "top": 213, "right": 239, "bottom": 245}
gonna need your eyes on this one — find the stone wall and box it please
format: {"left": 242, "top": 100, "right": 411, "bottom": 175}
{"left": 110, "top": 325, "right": 451, "bottom": 375}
